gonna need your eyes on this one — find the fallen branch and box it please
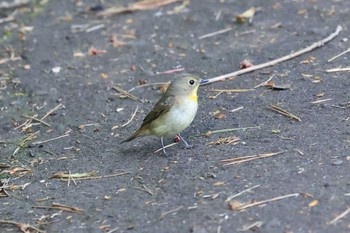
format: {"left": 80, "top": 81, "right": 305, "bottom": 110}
{"left": 204, "top": 25, "right": 342, "bottom": 84}
{"left": 0, "top": 219, "right": 45, "bottom": 233}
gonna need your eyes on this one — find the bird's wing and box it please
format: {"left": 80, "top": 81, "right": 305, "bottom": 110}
{"left": 141, "top": 95, "right": 175, "bottom": 127}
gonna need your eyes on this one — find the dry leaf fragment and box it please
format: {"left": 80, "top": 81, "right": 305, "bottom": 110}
{"left": 159, "top": 82, "right": 170, "bottom": 93}
{"left": 240, "top": 59, "right": 253, "bottom": 69}
{"left": 300, "top": 56, "right": 316, "bottom": 64}
{"left": 207, "top": 136, "right": 240, "bottom": 146}
{"left": 213, "top": 181, "right": 225, "bottom": 186}
{"left": 228, "top": 200, "right": 244, "bottom": 210}
{"left": 73, "top": 51, "right": 85, "bottom": 57}
{"left": 88, "top": 47, "right": 107, "bottom": 55}
{"left": 236, "top": 7, "right": 256, "bottom": 23}
{"left": 110, "top": 35, "right": 127, "bottom": 47}
{"left": 308, "top": 199, "right": 319, "bottom": 207}
{"left": 100, "top": 73, "right": 108, "bottom": 79}
{"left": 214, "top": 110, "right": 226, "bottom": 119}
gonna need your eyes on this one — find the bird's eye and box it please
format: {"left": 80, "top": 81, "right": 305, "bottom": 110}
{"left": 189, "top": 79, "right": 195, "bottom": 85}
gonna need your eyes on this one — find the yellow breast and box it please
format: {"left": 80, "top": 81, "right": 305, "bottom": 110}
{"left": 188, "top": 86, "right": 199, "bottom": 103}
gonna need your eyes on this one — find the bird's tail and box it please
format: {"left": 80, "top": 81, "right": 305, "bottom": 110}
{"left": 120, "top": 128, "right": 145, "bottom": 143}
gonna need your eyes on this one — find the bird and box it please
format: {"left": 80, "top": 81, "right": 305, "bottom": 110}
{"left": 121, "top": 73, "right": 207, "bottom": 154}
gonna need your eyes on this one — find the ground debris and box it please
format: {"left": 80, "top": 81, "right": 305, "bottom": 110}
{"left": 205, "top": 25, "right": 342, "bottom": 84}
{"left": 237, "top": 221, "right": 263, "bottom": 232}
{"left": 97, "top": 0, "right": 183, "bottom": 17}
{"left": 221, "top": 151, "right": 285, "bottom": 166}
{"left": 228, "top": 193, "right": 301, "bottom": 211}
{"left": 207, "top": 136, "right": 240, "bottom": 146}
{"left": 267, "top": 104, "right": 301, "bottom": 122}
{"left": 0, "top": 219, "right": 45, "bottom": 233}
{"left": 50, "top": 171, "right": 129, "bottom": 181}
{"left": 32, "top": 203, "right": 84, "bottom": 213}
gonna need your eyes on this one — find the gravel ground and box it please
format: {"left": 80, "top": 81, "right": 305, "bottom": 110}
{"left": 0, "top": 0, "right": 349, "bottom": 232}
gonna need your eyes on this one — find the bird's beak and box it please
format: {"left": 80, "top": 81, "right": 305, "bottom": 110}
{"left": 200, "top": 79, "right": 209, "bottom": 85}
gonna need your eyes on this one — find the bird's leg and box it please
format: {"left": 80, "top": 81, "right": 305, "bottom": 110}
{"left": 160, "top": 137, "right": 167, "bottom": 155}
{"left": 177, "top": 134, "right": 193, "bottom": 149}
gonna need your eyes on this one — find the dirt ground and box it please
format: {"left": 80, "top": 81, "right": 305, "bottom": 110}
{"left": 1, "top": 0, "right": 350, "bottom": 232}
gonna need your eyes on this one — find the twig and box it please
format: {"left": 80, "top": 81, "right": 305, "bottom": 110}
{"left": 154, "top": 142, "right": 178, "bottom": 153}
{"left": 85, "top": 24, "right": 105, "bottom": 33}
{"left": 128, "top": 82, "right": 167, "bottom": 92}
{"left": 230, "top": 106, "right": 244, "bottom": 113}
{"left": 328, "top": 207, "right": 350, "bottom": 225}
{"left": 0, "top": 0, "right": 30, "bottom": 9}
{"left": 67, "top": 170, "right": 77, "bottom": 187}
{"left": 97, "top": 0, "right": 182, "bottom": 17}
{"left": 326, "top": 67, "right": 350, "bottom": 73}
{"left": 310, "top": 98, "right": 332, "bottom": 104}
{"left": 328, "top": 48, "right": 350, "bottom": 62}
{"left": 237, "top": 221, "right": 263, "bottom": 232}
{"left": 267, "top": 104, "right": 301, "bottom": 121}
{"left": 234, "top": 193, "right": 300, "bottom": 211}
{"left": 32, "top": 203, "right": 84, "bottom": 213}
{"left": 106, "top": 227, "right": 120, "bottom": 233}
{"left": 121, "top": 105, "right": 139, "bottom": 128}
{"left": 41, "top": 103, "right": 63, "bottom": 121}
{"left": 204, "top": 25, "right": 342, "bottom": 84}
{"left": 50, "top": 172, "right": 130, "bottom": 181}
{"left": 208, "top": 89, "right": 254, "bottom": 93}
{"left": 221, "top": 151, "right": 284, "bottom": 166}
{"left": 79, "top": 123, "right": 100, "bottom": 128}
{"left": 22, "top": 115, "right": 51, "bottom": 127}
{"left": 31, "top": 134, "right": 69, "bottom": 145}
{"left": 156, "top": 67, "right": 185, "bottom": 74}
{"left": 225, "top": 185, "right": 260, "bottom": 202}
{"left": 254, "top": 75, "right": 275, "bottom": 88}
{"left": 0, "top": 9, "right": 17, "bottom": 24}
{"left": 112, "top": 86, "right": 138, "bottom": 100}
{"left": 160, "top": 206, "right": 183, "bottom": 218}
{"left": 13, "top": 131, "right": 40, "bottom": 155}
{"left": 199, "top": 27, "right": 232, "bottom": 40}
{"left": 133, "top": 185, "right": 153, "bottom": 195}
{"left": 59, "top": 172, "right": 130, "bottom": 181}
{"left": 199, "top": 126, "right": 260, "bottom": 137}
{"left": 0, "top": 46, "right": 21, "bottom": 64}
{"left": 0, "top": 219, "right": 45, "bottom": 233}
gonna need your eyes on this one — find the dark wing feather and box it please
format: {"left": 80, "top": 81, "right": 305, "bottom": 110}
{"left": 141, "top": 95, "right": 175, "bottom": 127}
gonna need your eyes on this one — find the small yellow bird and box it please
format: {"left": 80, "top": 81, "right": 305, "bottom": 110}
{"left": 121, "top": 74, "right": 207, "bottom": 154}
